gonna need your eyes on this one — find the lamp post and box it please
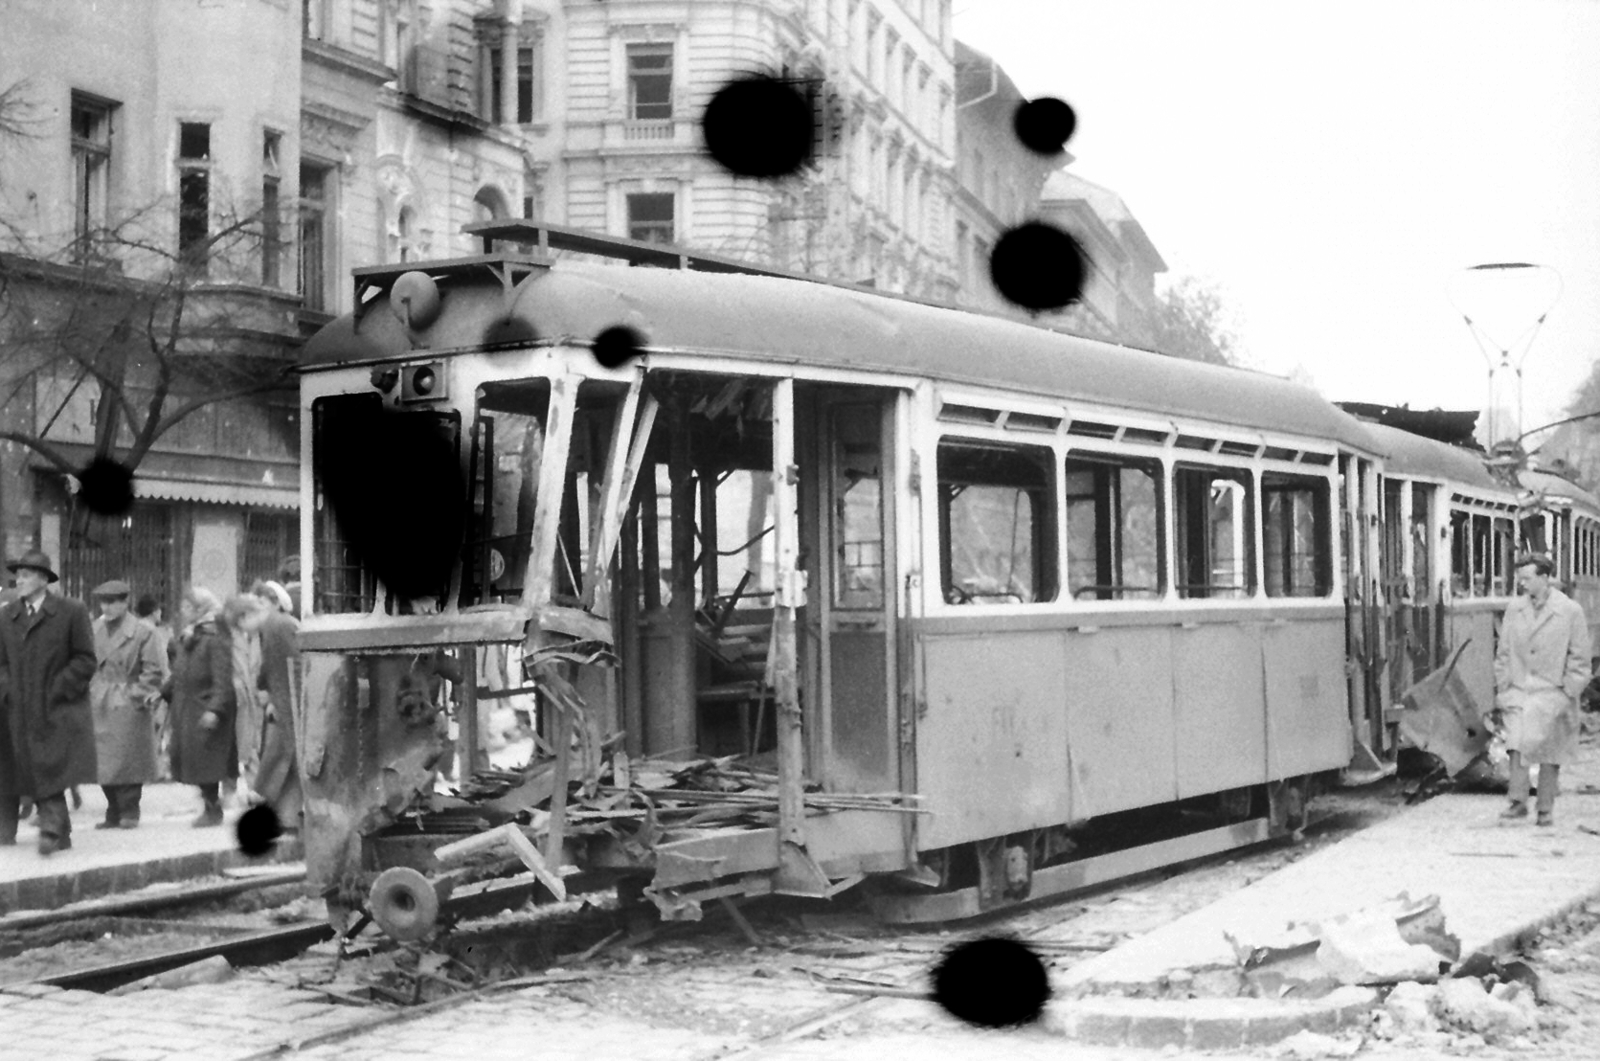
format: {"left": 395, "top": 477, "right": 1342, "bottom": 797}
{"left": 1446, "top": 262, "right": 1562, "bottom": 449}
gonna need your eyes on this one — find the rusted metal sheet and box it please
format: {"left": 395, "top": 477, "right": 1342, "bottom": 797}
{"left": 915, "top": 629, "right": 1068, "bottom": 849}
{"left": 649, "top": 826, "right": 780, "bottom": 890}
{"left": 1062, "top": 624, "right": 1178, "bottom": 819}
{"left": 803, "top": 808, "right": 910, "bottom": 877}
{"left": 1263, "top": 616, "right": 1353, "bottom": 779}
{"left": 1396, "top": 642, "right": 1488, "bottom": 775}
{"left": 1446, "top": 603, "right": 1502, "bottom": 712}
{"left": 1173, "top": 623, "right": 1267, "bottom": 797}
{"left": 297, "top": 607, "right": 531, "bottom": 653}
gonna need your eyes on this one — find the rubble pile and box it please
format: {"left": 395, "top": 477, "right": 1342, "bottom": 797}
{"left": 390, "top": 750, "right": 923, "bottom": 849}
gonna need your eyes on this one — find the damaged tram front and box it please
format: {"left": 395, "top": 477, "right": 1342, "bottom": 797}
{"left": 297, "top": 253, "right": 915, "bottom": 935}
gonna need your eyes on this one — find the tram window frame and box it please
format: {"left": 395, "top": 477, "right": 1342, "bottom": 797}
{"left": 1261, "top": 472, "right": 1333, "bottom": 598}
{"left": 1471, "top": 513, "right": 1493, "bottom": 596}
{"left": 1492, "top": 516, "right": 1515, "bottom": 595}
{"left": 310, "top": 392, "right": 462, "bottom": 615}
{"left": 460, "top": 378, "right": 551, "bottom": 608}
{"left": 936, "top": 439, "right": 1058, "bottom": 606}
{"left": 1173, "top": 463, "right": 1255, "bottom": 600}
{"left": 1062, "top": 451, "right": 1164, "bottom": 601}
{"left": 1451, "top": 509, "right": 1472, "bottom": 596}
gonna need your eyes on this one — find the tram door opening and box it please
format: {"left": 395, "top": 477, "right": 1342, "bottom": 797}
{"left": 801, "top": 389, "right": 901, "bottom": 795}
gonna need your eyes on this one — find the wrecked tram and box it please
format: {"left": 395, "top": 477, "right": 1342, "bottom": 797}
{"left": 293, "top": 222, "right": 1594, "bottom": 936}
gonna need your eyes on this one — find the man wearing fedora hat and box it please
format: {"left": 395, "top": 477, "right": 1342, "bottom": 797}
{"left": 0, "top": 550, "right": 99, "bottom": 853}
{"left": 90, "top": 579, "right": 168, "bottom": 829}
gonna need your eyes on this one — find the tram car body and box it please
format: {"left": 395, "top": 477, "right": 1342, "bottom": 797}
{"left": 292, "top": 224, "right": 1595, "bottom": 929}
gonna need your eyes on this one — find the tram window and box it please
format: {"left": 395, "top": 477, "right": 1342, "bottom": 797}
{"left": 1174, "top": 465, "right": 1253, "bottom": 600}
{"left": 1520, "top": 514, "right": 1547, "bottom": 555}
{"left": 1451, "top": 510, "right": 1471, "bottom": 595}
{"left": 1465, "top": 515, "right": 1491, "bottom": 598}
{"left": 1262, "top": 474, "right": 1331, "bottom": 597}
{"left": 833, "top": 405, "right": 885, "bottom": 610}
{"left": 462, "top": 379, "right": 549, "bottom": 606}
{"left": 311, "top": 393, "right": 461, "bottom": 614}
{"left": 1411, "top": 484, "right": 1434, "bottom": 600}
{"left": 938, "top": 441, "right": 1057, "bottom": 605}
{"left": 1063, "top": 453, "right": 1163, "bottom": 600}
{"left": 1493, "top": 517, "right": 1515, "bottom": 594}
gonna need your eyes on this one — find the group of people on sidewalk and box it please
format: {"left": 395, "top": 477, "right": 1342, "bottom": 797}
{"left": 0, "top": 550, "right": 304, "bottom": 856}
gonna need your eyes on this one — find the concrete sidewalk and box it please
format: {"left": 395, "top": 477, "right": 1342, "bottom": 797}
{"left": 1045, "top": 743, "right": 1600, "bottom": 1048}
{"left": 0, "top": 783, "right": 301, "bottom": 915}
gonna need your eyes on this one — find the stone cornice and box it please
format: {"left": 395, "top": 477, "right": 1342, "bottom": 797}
{"left": 302, "top": 38, "right": 394, "bottom": 85}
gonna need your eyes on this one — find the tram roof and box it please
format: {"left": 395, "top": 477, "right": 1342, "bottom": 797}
{"left": 303, "top": 258, "right": 1378, "bottom": 450}
{"left": 1355, "top": 422, "right": 1504, "bottom": 494}
{"left": 1521, "top": 467, "right": 1600, "bottom": 512}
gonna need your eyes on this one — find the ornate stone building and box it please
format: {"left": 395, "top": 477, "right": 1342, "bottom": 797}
{"left": 1, "top": 0, "right": 1163, "bottom": 605}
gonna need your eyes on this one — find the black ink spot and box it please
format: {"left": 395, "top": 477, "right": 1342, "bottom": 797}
{"left": 932, "top": 937, "right": 1051, "bottom": 1028}
{"left": 989, "top": 222, "right": 1087, "bottom": 312}
{"left": 313, "top": 402, "right": 465, "bottom": 601}
{"left": 483, "top": 315, "right": 538, "bottom": 348}
{"left": 76, "top": 457, "right": 135, "bottom": 516}
{"left": 1013, "top": 97, "right": 1077, "bottom": 156}
{"left": 592, "top": 325, "right": 646, "bottom": 369}
{"left": 236, "top": 803, "right": 282, "bottom": 857}
{"left": 702, "top": 76, "right": 813, "bottom": 179}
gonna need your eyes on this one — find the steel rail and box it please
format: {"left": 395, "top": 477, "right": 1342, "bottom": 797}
{"left": 19, "top": 922, "right": 336, "bottom": 993}
{"left": 0, "top": 867, "right": 308, "bottom": 933}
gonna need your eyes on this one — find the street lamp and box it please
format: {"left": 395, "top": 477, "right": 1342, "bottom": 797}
{"left": 1446, "top": 262, "right": 1562, "bottom": 450}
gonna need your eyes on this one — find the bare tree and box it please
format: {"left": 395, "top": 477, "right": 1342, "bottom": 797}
{"left": 0, "top": 84, "right": 297, "bottom": 505}
{"left": 1146, "top": 275, "right": 1240, "bottom": 366}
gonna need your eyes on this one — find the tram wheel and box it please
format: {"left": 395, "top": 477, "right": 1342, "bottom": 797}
{"left": 368, "top": 866, "right": 442, "bottom": 942}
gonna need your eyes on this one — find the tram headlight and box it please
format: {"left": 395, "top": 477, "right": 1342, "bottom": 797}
{"left": 400, "top": 361, "right": 446, "bottom": 402}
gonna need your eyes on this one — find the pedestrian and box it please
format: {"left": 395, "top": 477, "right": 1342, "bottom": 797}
{"left": 89, "top": 580, "right": 168, "bottom": 829}
{"left": 134, "top": 593, "right": 175, "bottom": 780}
{"left": 165, "top": 586, "right": 237, "bottom": 827}
{"left": 276, "top": 555, "right": 302, "bottom": 620}
{"left": 251, "top": 580, "right": 302, "bottom": 832}
{"left": 1494, "top": 552, "right": 1592, "bottom": 826}
{"left": 222, "top": 594, "right": 268, "bottom": 805}
{"left": 0, "top": 550, "right": 98, "bottom": 854}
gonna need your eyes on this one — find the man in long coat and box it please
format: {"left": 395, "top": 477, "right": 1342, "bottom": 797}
{"left": 1494, "top": 552, "right": 1592, "bottom": 826}
{"left": 166, "top": 587, "right": 237, "bottom": 827}
{"left": 90, "top": 580, "right": 168, "bottom": 829}
{"left": 0, "top": 551, "right": 98, "bottom": 853}
{"left": 252, "top": 580, "right": 302, "bottom": 830}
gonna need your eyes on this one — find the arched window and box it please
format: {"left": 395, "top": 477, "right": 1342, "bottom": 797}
{"left": 473, "top": 187, "right": 509, "bottom": 225}
{"left": 397, "top": 205, "right": 416, "bottom": 262}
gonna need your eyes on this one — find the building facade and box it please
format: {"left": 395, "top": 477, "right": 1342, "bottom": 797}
{"left": 0, "top": 0, "right": 305, "bottom": 613}
{"left": 1037, "top": 169, "right": 1167, "bottom": 345}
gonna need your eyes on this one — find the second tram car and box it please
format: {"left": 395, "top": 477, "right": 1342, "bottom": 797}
{"left": 291, "top": 222, "right": 1598, "bottom": 931}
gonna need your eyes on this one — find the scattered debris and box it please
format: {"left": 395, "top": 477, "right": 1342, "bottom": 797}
{"left": 1229, "top": 893, "right": 1459, "bottom": 996}
{"left": 1383, "top": 980, "right": 1440, "bottom": 1034}
{"left": 1273, "top": 1029, "right": 1361, "bottom": 1058}
{"left": 1434, "top": 975, "right": 1536, "bottom": 1039}
{"left": 110, "top": 954, "right": 236, "bottom": 993}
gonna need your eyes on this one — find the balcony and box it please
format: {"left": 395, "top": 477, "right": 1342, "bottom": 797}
{"left": 622, "top": 119, "right": 677, "bottom": 142}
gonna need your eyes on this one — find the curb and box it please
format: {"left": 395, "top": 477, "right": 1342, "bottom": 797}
{"left": 1042, "top": 986, "right": 1377, "bottom": 1049}
{"left": 0, "top": 838, "right": 303, "bottom": 915}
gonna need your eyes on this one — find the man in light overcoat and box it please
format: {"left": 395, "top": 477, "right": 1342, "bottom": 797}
{"left": 1494, "top": 552, "right": 1592, "bottom": 826}
{"left": 0, "top": 551, "right": 99, "bottom": 853}
{"left": 90, "top": 579, "right": 168, "bottom": 829}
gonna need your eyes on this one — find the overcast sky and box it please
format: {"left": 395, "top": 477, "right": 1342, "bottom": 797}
{"left": 953, "top": 0, "right": 1600, "bottom": 440}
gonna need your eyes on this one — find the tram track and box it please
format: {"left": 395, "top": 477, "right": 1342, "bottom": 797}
{"left": 1, "top": 788, "right": 1400, "bottom": 1061}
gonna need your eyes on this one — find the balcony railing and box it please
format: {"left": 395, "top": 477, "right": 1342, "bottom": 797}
{"left": 623, "top": 119, "right": 676, "bottom": 142}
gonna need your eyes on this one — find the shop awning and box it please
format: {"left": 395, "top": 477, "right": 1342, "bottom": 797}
{"left": 132, "top": 477, "right": 299, "bottom": 509}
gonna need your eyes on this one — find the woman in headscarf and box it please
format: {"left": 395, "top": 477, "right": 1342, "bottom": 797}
{"left": 222, "top": 594, "right": 267, "bottom": 804}
{"left": 164, "top": 586, "right": 237, "bottom": 826}
{"left": 251, "top": 580, "right": 302, "bottom": 832}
